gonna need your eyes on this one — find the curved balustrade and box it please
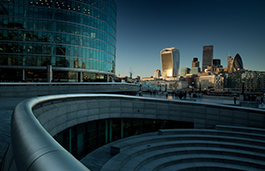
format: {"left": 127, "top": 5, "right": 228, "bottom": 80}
{"left": 1, "top": 94, "right": 265, "bottom": 171}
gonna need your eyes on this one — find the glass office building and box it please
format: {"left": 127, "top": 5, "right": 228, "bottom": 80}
{"left": 160, "top": 47, "right": 180, "bottom": 78}
{"left": 227, "top": 53, "right": 244, "bottom": 73}
{"left": 202, "top": 45, "right": 213, "bottom": 72}
{"left": 233, "top": 53, "right": 243, "bottom": 71}
{"left": 0, "top": 0, "right": 116, "bottom": 82}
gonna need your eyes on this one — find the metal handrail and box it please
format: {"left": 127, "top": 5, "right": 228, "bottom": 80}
{"left": 11, "top": 94, "right": 91, "bottom": 171}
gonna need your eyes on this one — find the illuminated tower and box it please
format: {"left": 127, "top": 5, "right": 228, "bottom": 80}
{"left": 160, "top": 47, "right": 180, "bottom": 78}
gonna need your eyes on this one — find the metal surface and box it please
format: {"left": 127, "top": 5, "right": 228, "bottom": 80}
{"left": 11, "top": 95, "right": 91, "bottom": 171}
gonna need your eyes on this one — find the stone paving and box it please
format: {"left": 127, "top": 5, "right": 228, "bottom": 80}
{"left": 142, "top": 92, "right": 265, "bottom": 109}
{"left": 0, "top": 98, "right": 26, "bottom": 165}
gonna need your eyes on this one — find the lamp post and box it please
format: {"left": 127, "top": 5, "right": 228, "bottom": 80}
{"left": 199, "top": 81, "right": 201, "bottom": 94}
{"left": 139, "top": 83, "right": 142, "bottom": 96}
{"left": 242, "top": 81, "right": 245, "bottom": 95}
{"left": 242, "top": 81, "right": 245, "bottom": 101}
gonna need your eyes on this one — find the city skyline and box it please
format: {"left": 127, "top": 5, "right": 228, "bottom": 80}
{"left": 115, "top": 0, "right": 265, "bottom": 78}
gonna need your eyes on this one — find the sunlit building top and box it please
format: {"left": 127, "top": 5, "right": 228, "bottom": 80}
{"left": 160, "top": 47, "right": 180, "bottom": 79}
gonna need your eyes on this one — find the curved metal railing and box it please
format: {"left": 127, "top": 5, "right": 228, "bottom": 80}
{"left": 11, "top": 94, "right": 91, "bottom": 171}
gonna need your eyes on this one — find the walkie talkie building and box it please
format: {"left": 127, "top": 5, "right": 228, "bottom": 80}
{"left": 0, "top": 0, "right": 116, "bottom": 82}
{"left": 160, "top": 47, "right": 180, "bottom": 78}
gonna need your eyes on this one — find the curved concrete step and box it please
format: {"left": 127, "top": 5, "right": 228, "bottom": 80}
{"left": 161, "top": 162, "right": 261, "bottom": 171}
{"left": 216, "top": 125, "right": 265, "bottom": 135}
{"left": 83, "top": 126, "right": 265, "bottom": 171}
{"left": 137, "top": 154, "right": 265, "bottom": 171}
{"left": 104, "top": 140, "right": 265, "bottom": 171}
{"left": 158, "top": 129, "right": 265, "bottom": 141}
{"left": 110, "top": 134, "right": 265, "bottom": 155}
{"left": 121, "top": 147, "right": 265, "bottom": 171}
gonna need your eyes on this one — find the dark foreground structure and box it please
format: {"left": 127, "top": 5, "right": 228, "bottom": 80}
{"left": 1, "top": 94, "right": 265, "bottom": 171}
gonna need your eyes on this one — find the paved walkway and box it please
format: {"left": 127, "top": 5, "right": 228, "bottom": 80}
{"left": 0, "top": 97, "right": 26, "bottom": 165}
{"left": 141, "top": 92, "right": 265, "bottom": 109}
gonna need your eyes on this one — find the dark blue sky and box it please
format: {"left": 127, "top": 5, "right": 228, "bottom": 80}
{"left": 115, "top": 0, "right": 265, "bottom": 77}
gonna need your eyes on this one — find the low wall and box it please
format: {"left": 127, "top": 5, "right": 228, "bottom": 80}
{"left": 1, "top": 94, "right": 265, "bottom": 171}
{"left": 0, "top": 82, "right": 139, "bottom": 97}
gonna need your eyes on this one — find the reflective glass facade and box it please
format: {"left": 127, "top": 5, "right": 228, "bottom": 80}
{"left": 0, "top": 0, "right": 116, "bottom": 82}
{"left": 54, "top": 118, "right": 194, "bottom": 159}
{"left": 233, "top": 53, "right": 243, "bottom": 71}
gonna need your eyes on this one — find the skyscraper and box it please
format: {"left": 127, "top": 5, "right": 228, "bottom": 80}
{"left": 202, "top": 45, "right": 213, "bottom": 72}
{"left": 180, "top": 67, "right": 190, "bottom": 76}
{"left": 233, "top": 53, "right": 244, "bottom": 71}
{"left": 192, "top": 58, "right": 199, "bottom": 67}
{"left": 153, "top": 69, "right": 161, "bottom": 78}
{"left": 227, "top": 54, "right": 244, "bottom": 73}
{"left": 0, "top": 0, "right": 116, "bottom": 82}
{"left": 228, "top": 55, "right": 233, "bottom": 73}
{"left": 160, "top": 47, "right": 180, "bottom": 78}
{"left": 213, "top": 59, "right": 221, "bottom": 67}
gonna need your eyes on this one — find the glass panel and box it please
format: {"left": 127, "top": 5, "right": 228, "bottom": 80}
{"left": 111, "top": 119, "right": 121, "bottom": 141}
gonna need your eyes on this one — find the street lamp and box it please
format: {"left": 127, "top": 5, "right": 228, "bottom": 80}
{"left": 242, "top": 81, "right": 245, "bottom": 101}
{"left": 242, "top": 81, "right": 245, "bottom": 95}
{"left": 199, "top": 81, "right": 201, "bottom": 94}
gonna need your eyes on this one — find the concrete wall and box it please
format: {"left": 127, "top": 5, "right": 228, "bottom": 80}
{"left": 32, "top": 95, "right": 265, "bottom": 136}
{"left": 0, "top": 83, "right": 139, "bottom": 97}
